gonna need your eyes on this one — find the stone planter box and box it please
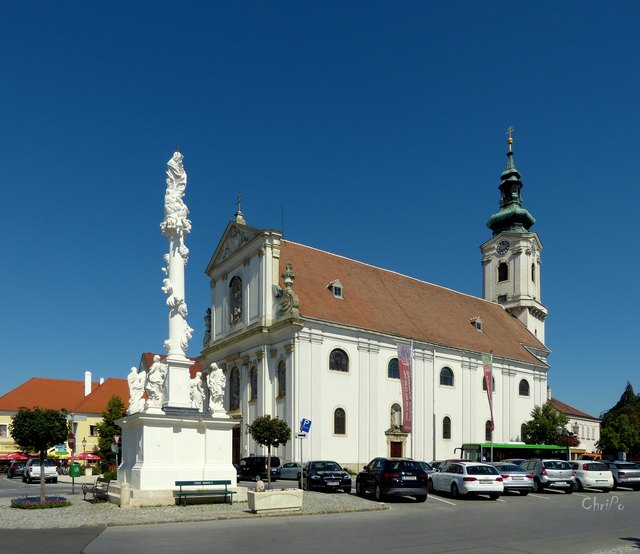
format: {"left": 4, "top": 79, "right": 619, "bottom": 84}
{"left": 247, "top": 488, "right": 303, "bottom": 513}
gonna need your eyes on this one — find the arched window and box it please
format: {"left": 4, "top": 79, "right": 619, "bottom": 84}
{"left": 390, "top": 403, "right": 402, "bottom": 429}
{"left": 334, "top": 408, "right": 346, "bottom": 435}
{"left": 249, "top": 366, "right": 258, "bottom": 401}
{"left": 229, "top": 276, "right": 242, "bottom": 323}
{"left": 519, "top": 379, "right": 530, "bottom": 396}
{"left": 482, "top": 375, "right": 496, "bottom": 392}
{"left": 498, "top": 262, "right": 509, "bottom": 282}
{"left": 277, "top": 360, "right": 286, "bottom": 398}
{"left": 388, "top": 358, "right": 399, "bottom": 379}
{"left": 521, "top": 423, "right": 527, "bottom": 441}
{"left": 485, "top": 420, "right": 493, "bottom": 442}
{"left": 329, "top": 349, "right": 349, "bottom": 372}
{"left": 229, "top": 367, "right": 240, "bottom": 411}
{"left": 442, "top": 416, "right": 452, "bottom": 439}
{"left": 440, "top": 367, "right": 454, "bottom": 387}
{"left": 531, "top": 263, "right": 536, "bottom": 283}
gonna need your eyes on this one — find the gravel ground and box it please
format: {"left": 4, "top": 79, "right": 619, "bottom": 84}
{"left": 0, "top": 488, "right": 386, "bottom": 529}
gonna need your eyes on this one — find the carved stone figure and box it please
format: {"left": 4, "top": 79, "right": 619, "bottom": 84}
{"left": 146, "top": 355, "right": 168, "bottom": 407}
{"left": 391, "top": 404, "right": 402, "bottom": 429}
{"left": 203, "top": 307, "right": 212, "bottom": 347}
{"left": 189, "top": 371, "right": 205, "bottom": 411}
{"left": 160, "top": 152, "right": 192, "bottom": 248}
{"left": 127, "top": 366, "right": 146, "bottom": 414}
{"left": 207, "top": 363, "right": 226, "bottom": 414}
{"left": 278, "top": 262, "right": 300, "bottom": 317}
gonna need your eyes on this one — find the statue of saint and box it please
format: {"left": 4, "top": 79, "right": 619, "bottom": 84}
{"left": 189, "top": 371, "right": 205, "bottom": 411}
{"left": 127, "top": 366, "right": 146, "bottom": 414}
{"left": 146, "top": 355, "right": 168, "bottom": 407}
{"left": 207, "top": 363, "right": 226, "bottom": 414}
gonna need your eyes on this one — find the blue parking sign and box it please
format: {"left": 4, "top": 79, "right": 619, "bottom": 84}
{"left": 300, "top": 418, "right": 312, "bottom": 433}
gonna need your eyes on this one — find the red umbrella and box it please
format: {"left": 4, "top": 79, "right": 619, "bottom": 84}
{"left": 72, "top": 452, "right": 101, "bottom": 461}
{"left": 0, "top": 452, "right": 29, "bottom": 461}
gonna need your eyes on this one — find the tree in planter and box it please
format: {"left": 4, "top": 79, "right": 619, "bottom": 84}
{"left": 521, "top": 402, "right": 570, "bottom": 445}
{"left": 246, "top": 415, "right": 291, "bottom": 488}
{"left": 10, "top": 407, "right": 68, "bottom": 503}
{"left": 95, "top": 395, "right": 126, "bottom": 474}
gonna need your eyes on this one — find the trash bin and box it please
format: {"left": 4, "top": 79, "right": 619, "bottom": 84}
{"left": 69, "top": 462, "right": 82, "bottom": 478}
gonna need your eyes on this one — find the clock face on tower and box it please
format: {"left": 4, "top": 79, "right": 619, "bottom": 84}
{"left": 496, "top": 240, "right": 510, "bottom": 256}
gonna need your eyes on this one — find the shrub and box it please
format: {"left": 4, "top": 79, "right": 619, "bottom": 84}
{"left": 103, "top": 468, "right": 117, "bottom": 480}
{"left": 11, "top": 496, "right": 71, "bottom": 509}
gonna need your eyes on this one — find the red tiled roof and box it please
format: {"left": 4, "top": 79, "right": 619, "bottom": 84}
{"left": 278, "top": 240, "right": 547, "bottom": 366}
{"left": 549, "top": 398, "right": 599, "bottom": 421}
{"left": 73, "top": 378, "right": 129, "bottom": 413}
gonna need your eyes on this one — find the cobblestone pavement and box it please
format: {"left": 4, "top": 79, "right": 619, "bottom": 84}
{"left": 1, "top": 486, "right": 386, "bottom": 529}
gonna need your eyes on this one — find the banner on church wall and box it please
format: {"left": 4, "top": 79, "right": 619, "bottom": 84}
{"left": 397, "top": 344, "right": 413, "bottom": 433}
{"left": 482, "top": 353, "right": 494, "bottom": 432}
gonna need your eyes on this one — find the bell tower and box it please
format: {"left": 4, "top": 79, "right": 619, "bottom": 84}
{"left": 481, "top": 129, "right": 548, "bottom": 343}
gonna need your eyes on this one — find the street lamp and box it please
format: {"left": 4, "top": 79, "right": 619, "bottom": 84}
{"left": 82, "top": 437, "right": 87, "bottom": 453}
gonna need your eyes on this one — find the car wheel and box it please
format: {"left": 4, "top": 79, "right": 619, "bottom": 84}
{"left": 450, "top": 483, "right": 460, "bottom": 499}
{"left": 374, "top": 484, "right": 385, "bottom": 501}
{"left": 601, "top": 488, "right": 611, "bottom": 493}
{"left": 489, "top": 493, "right": 499, "bottom": 500}
{"left": 428, "top": 479, "right": 435, "bottom": 493}
{"left": 565, "top": 484, "right": 574, "bottom": 494}
{"left": 27, "top": 476, "right": 32, "bottom": 484}
{"left": 343, "top": 487, "right": 351, "bottom": 494}
{"left": 53, "top": 478, "right": 58, "bottom": 484}
{"left": 22, "top": 475, "right": 26, "bottom": 483}
{"left": 534, "top": 478, "right": 544, "bottom": 493}
{"left": 7, "top": 473, "right": 12, "bottom": 479}
{"left": 632, "top": 485, "right": 640, "bottom": 491}
{"left": 612, "top": 479, "right": 618, "bottom": 490}
{"left": 575, "top": 479, "right": 583, "bottom": 492}
{"left": 355, "top": 480, "right": 364, "bottom": 496}
{"left": 520, "top": 490, "right": 530, "bottom": 496}
{"left": 415, "top": 494, "right": 427, "bottom": 503}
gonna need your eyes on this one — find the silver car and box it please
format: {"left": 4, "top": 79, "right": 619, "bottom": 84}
{"left": 520, "top": 459, "right": 575, "bottom": 493}
{"left": 279, "top": 462, "right": 303, "bottom": 480}
{"left": 602, "top": 460, "right": 640, "bottom": 490}
{"left": 491, "top": 462, "right": 534, "bottom": 495}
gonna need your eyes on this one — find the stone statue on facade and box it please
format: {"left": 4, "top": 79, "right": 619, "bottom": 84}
{"left": 207, "top": 363, "right": 226, "bottom": 414}
{"left": 278, "top": 262, "right": 300, "bottom": 318}
{"left": 127, "top": 366, "right": 146, "bottom": 414}
{"left": 189, "top": 371, "right": 205, "bottom": 411}
{"left": 203, "top": 307, "right": 212, "bottom": 347}
{"left": 145, "top": 355, "right": 168, "bottom": 408}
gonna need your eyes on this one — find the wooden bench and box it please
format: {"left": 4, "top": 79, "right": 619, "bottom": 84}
{"left": 175, "top": 480, "right": 236, "bottom": 506}
{"left": 82, "top": 477, "right": 111, "bottom": 502}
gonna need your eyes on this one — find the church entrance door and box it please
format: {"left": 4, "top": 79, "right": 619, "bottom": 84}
{"left": 390, "top": 441, "right": 403, "bottom": 457}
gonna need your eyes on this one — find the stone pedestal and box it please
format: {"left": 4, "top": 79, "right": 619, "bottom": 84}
{"left": 116, "top": 411, "right": 238, "bottom": 506}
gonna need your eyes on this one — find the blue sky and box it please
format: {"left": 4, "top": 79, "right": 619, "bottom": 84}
{"left": 2, "top": 2, "right": 638, "bottom": 418}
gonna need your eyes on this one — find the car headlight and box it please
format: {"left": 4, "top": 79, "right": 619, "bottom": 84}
{"left": 311, "top": 475, "right": 321, "bottom": 480}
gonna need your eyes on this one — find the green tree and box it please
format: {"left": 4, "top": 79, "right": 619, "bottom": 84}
{"left": 10, "top": 407, "right": 68, "bottom": 502}
{"left": 598, "top": 382, "right": 640, "bottom": 457}
{"left": 246, "top": 415, "right": 291, "bottom": 487}
{"left": 521, "top": 402, "right": 570, "bottom": 445}
{"left": 95, "top": 395, "right": 126, "bottom": 472}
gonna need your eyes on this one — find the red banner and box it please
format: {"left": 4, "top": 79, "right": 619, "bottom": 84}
{"left": 397, "top": 344, "right": 413, "bottom": 433}
{"left": 482, "top": 354, "right": 494, "bottom": 432}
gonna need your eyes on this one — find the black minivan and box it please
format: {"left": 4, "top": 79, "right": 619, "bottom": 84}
{"left": 237, "top": 456, "right": 281, "bottom": 481}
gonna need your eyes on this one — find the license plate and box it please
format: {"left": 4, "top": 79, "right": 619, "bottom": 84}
{"left": 403, "top": 476, "right": 417, "bottom": 480}
{"left": 552, "top": 481, "right": 567, "bottom": 487}
{"left": 596, "top": 480, "right": 607, "bottom": 483}
{"left": 327, "top": 481, "right": 339, "bottom": 486}
{"left": 480, "top": 480, "right": 492, "bottom": 484}
{"left": 512, "top": 476, "right": 524, "bottom": 480}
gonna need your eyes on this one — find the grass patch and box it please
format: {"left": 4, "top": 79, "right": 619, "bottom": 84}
{"left": 11, "top": 496, "right": 72, "bottom": 509}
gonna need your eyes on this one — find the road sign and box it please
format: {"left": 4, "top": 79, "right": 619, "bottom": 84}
{"left": 113, "top": 435, "right": 120, "bottom": 444}
{"left": 300, "top": 418, "right": 312, "bottom": 433}
{"left": 296, "top": 432, "right": 307, "bottom": 438}
{"left": 67, "top": 432, "right": 75, "bottom": 448}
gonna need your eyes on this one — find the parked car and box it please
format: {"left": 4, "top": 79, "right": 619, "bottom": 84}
{"left": 429, "top": 461, "right": 503, "bottom": 500}
{"left": 601, "top": 460, "right": 640, "bottom": 490}
{"left": 236, "top": 456, "right": 281, "bottom": 482}
{"left": 416, "top": 461, "right": 435, "bottom": 475}
{"left": 490, "top": 462, "right": 534, "bottom": 495}
{"left": 356, "top": 457, "right": 428, "bottom": 502}
{"left": 429, "top": 461, "right": 445, "bottom": 471}
{"left": 7, "top": 461, "right": 27, "bottom": 479}
{"left": 300, "top": 460, "right": 351, "bottom": 493}
{"left": 280, "top": 461, "right": 303, "bottom": 480}
{"left": 520, "top": 459, "right": 574, "bottom": 493}
{"left": 570, "top": 461, "right": 613, "bottom": 492}
{"left": 501, "top": 458, "right": 528, "bottom": 466}
{"left": 22, "top": 458, "right": 58, "bottom": 484}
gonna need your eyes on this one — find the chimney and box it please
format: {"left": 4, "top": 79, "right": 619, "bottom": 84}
{"left": 99, "top": 377, "right": 104, "bottom": 385}
{"left": 85, "top": 371, "right": 92, "bottom": 396}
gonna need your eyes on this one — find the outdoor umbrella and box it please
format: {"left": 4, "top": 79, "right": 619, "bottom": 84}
{"left": 0, "top": 452, "right": 29, "bottom": 461}
{"left": 72, "top": 452, "right": 101, "bottom": 461}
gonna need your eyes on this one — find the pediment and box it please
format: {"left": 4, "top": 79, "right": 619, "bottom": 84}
{"left": 206, "top": 222, "right": 263, "bottom": 273}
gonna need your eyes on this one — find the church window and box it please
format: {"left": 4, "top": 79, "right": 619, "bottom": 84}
{"left": 229, "top": 367, "right": 240, "bottom": 410}
{"left": 249, "top": 366, "right": 258, "bottom": 401}
{"left": 485, "top": 420, "right": 493, "bottom": 442}
{"left": 440, "top": 367, "right": 454, "bottom": 387}
{"left": 521, "top": 423, "right": 527, "bottom": 440}
{"left": 482, "top": 375, "right": 496, "bottom": 392}
{"left": 334, "top": 408, "right": 346, "bottom": 435}
{"left": 442, "top": 416, "right": 452, "bottom": 439}
{"left": 388, "top": 358, "right": 399, "bottom": 379}
{"left": 229, "top": 276, "right": 242, "bottom": 323}
{"left": 329, "top": 349, "right": 349, "bottom": 372}
{"left": 531, "top": 263, "right": 536, "bottom": 283}
{"left": 497, "top": 294, "right": 507, "bottom": 303}
{"left": 390, "top": 403, "right": 402, "bottom": 428}
{"left": 519, "top": 379, "right": 530, "bottom": 397}
{"left": 498, "top": 262, "right": 509, "bottom": 282}
{"left": 277, "top": 360, "right": 286, "bottom": 398}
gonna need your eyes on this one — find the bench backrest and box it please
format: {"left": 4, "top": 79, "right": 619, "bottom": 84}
{"left": 175, "top": 480, "right": 231, "bottom": 487}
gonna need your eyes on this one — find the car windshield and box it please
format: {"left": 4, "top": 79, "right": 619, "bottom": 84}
{"left": 310, "top": 462, "right": 342, "bottom": 471}
{"left": 466, "top": 465, "right": 499, "bottom": 476}
{"left": 587, "top": 463, "right": 609, "bottom": 471}
{"left": 543, "top": 461, "right": 571, "bottom": 470}
{"left": 386, "top": 460, "right": 421, "bottom": 472}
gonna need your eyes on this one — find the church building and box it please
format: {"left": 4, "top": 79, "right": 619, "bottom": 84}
{"left": 199, "top": 136, "right": 550, "bottom": 469}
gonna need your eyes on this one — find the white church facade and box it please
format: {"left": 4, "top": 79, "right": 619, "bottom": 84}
{"left": 199, "top": 138, "right": 550, "bottom": 469}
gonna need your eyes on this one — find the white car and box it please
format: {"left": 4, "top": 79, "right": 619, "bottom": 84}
{"left": 570, "top": 461, "right": 613, "bottom": 492}
{"left": 429, "top": 461, "right": 503, "bottom": 500}
{"left": 22, "top": 458, "right": 58, "bottom": 484}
